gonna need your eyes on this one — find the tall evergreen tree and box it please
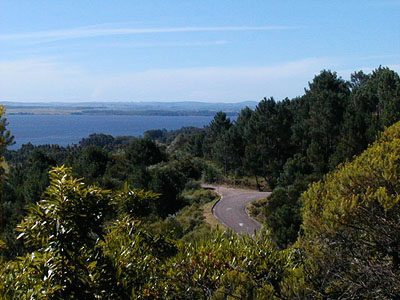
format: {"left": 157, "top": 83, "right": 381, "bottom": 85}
{"left": 292, "top": 71, "right": 350, "bottom": 175}
{"left": 203, "top": 112, "right": 232, "bottom": 173}
{"left": 0, "top": 106, "right": 14, "bottom": 249}
{"left": 244, "top": 98, "right": 293, "bottom": 188}
{"left": 334, "top": 67, "right": 400, "bottom": 165}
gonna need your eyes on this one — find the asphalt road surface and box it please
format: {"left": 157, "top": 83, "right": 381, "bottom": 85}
{"left": 204, "top": 185, "right": 271, "bottom": 236}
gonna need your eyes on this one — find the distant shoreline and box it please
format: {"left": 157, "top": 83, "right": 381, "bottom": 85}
{"left": 3, "top": 100, "right": 257, "bottom": 117}
{"left": 6, "top": 110, "right": 238, "bottom": 117}
{"left": 6, "top": 114, "right": 218, "bottom": 149}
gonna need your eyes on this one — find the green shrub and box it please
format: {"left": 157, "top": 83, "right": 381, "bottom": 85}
{"left": 298, "top": 121, "right": 400, "bottom": 299}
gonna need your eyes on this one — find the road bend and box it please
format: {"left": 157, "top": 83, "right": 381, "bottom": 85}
{"left": 203, "top": 185, "right": 271, "bottom": 236}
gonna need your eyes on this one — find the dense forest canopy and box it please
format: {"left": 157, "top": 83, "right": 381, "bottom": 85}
{"left": 0, "top": 66, "right": 399, "bottom": 299}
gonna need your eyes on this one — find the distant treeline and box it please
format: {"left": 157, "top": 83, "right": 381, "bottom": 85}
{"left": 71, "top": 109, "right": 238, "bottom": 116}
{"left": 4, "top": 101, "right": 257, "bottom": 116}
{"left": 168, "top": 66, "right": 400, "bottom": 247}
{"left": 7, "top": 110, "right": 238, "bottom": 116}
{"left": 0, "top": 67, "right": 399, "bottom": 299}
{"left": 2, "top": 66, "right": 400, "bottom": 251}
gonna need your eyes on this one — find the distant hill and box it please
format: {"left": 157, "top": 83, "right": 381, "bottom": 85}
{"left": 2, "top": 101, "right": 258, "bottom": 116}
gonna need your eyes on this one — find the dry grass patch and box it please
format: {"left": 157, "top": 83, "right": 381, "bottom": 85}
{"left": 246, "top": 197, "right": 268, "bottom": 223}
{"left": 202, "top": 199, "right": 226, "bottom": 230}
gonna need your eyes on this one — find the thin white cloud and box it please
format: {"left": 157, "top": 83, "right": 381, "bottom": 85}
{"left": 2, "top": 40, "right": 228, "bottom": 56}
{"left": 0, "top": 25, "right": 300, "bottom": 43}
{"left": 2, "top": 57, "right": 397, "bottom": 103}
{"left": 0, "top": 57, "right": 331, "bottom": 102}
{"left": 95, "top": 40, "right": 228, "bottom": 48}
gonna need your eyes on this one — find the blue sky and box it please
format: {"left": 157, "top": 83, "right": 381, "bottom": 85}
{"left": 0, "top": 0, "right": 399, "bottom": 102}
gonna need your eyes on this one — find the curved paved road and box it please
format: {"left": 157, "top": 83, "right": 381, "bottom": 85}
{"left": 204, "top": 185, "right": 270, "bottom": 236}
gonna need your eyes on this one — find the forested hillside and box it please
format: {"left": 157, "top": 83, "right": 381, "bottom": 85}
{"left": 184, "top": 66, "right": 400, "bottom": 248}
{"left": 0, "top": 67, "right": 399, "bottom": 299}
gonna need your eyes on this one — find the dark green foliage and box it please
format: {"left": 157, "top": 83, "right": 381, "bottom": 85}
{"left": 72, "top": 145, "right": 111, "bottom": 185}
{"left": 1, "top": 172, "right": 290, "bottom": 299}
{"left": 125, "top": 138, "right": 167, "bottom": 167}
{"left": 151, "top": 204, "right": 209, "bottom": 242}
{"left": 2, "top": 149, "right": 57, "bottom": 257}
{"left": 149, "top": 162, "right": 189, "bottom": 216}
{"left": 0, "top": 166, "right": 177, "bottom": 299}
{"left": 213, "top": 107, "right": 255, "bottom": 176}
{"left": 1, "top": 67, "right": 400, "bottom": 299}
{"left": 22, "top": 150, "right": 57, "bottom": 205}
{"left": 294, "top": 70, "right": 350, "bottom": 175}
{"left": 1, "top": 134, "right": 202, "bottom": 256}
{"left": 144, "top": 128, "right": 168, "bottom": 142}
{"left": 164, "top": 126, "right": 205, "bottom": 144}
{"left": 277, "top": 154, "right": 314, "bottom": 187}
{"left": 0, "top": 109, "right": 14, "bottom": 154}
{"left": 202, "top": 163, "right": 221, "bottom": 183}
{"left": 2, "top": 148, "right": 59, "bottom": 246}
{"left": 113, "top": 183, "right": 161, "bottom": 218}
{"left": 0, "top": 106, "right": 14, "bottom": 255}
{"left": 263, "top": 186, "right": 302, "bottom": 248}
{"left": 5, "top": 143, "right": 74, "bottom": 167}
{"left": 78, "top": 133, "right": 136, "bottom": 152}
{"left": 203, "top": 111, "right": 232, "bottom": 162}
{"left": 244, "top": 98, "right": 294, "bottom": 188}
{"left": 182, "top": 187, "right": 217, "bottom": 205}
{"left": 259, "top": 69, "right": 399, "bottom": 249}
{"left": 79, "top": 133, "right": 115, "bottom": 148}
{"left": 185, "top": 131, "right": 206, "bottom": 157}
{"left": 208, "top": 111, "right": 232, "bottom": 137}
{"left": 333, "top": 67, "right": 400, "bottom": 165}
{"left": 148, "top": 187, "right": 218, "bottom": 242}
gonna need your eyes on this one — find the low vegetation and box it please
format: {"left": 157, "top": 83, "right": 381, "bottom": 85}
{"left": 1, "top": 66, "right": 399, "bottom": 299}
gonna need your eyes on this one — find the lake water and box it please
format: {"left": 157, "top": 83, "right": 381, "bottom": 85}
{"left": 7, "top": 114, "right": 215, "bottom": 149}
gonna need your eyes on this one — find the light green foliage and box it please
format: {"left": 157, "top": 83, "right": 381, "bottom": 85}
{"left": 299, "top": 121, "right": 400, "bottom": 299}
{"left": 113, "top": 182, "right": 161, "bottom": 218}
{"left": 1, "top": 251, "right": 65, "bottom": 299}
{"left": 0, "top": 166, "right": 176, "bottom": 299}
{"left": 160, "top": 231, "right": 291, "bottom": 300}
{"left": 302, "top": 121, "right": 400, "bottom": 236}
{"left": 17, "top": 166, "right": 111, "bottom": 250}
{"left": 181, "top": 187, "right": 218, "bottom": 205}
{"left": 2, "top": 166, "right": 112, "bottom": 299}
{"left": 0, "top": 165, "right": 293, "bottom": 299}
{"left": 2, "top": 68, "right": 400, "bottom": 299}
{"left": 100, "top": 215, "right": 176, "bottom": 299}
